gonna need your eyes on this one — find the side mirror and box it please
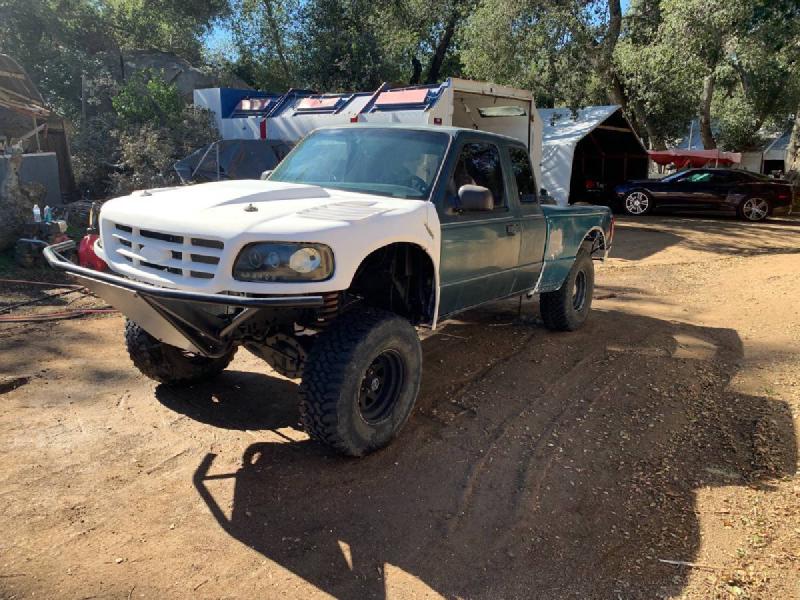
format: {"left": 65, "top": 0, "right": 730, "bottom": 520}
{"left": 458, "top": 185, "right": 493, "bottom": 211}
{"left": 260, "top": 169, "right": 273, "bottom": 180}
{"left": 539, "top": 187, "right": 548, "bottom": 198}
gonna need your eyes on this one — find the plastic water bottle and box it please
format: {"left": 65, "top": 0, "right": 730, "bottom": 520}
{"left": 33, "top": 204, "right": 41, "bottom": 223}
{"left": 43, "top": 205, "right": 52, "bottom": 222}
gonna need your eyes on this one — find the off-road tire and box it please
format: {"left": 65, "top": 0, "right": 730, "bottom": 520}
{"left": 299, "top": 307, "right": 422, "bottom": 457}
{"left": 540, "top": 249, "right": 594, "bottom": 331}
{"left": 124, "top": 319, "right": 236, "bottom": 384}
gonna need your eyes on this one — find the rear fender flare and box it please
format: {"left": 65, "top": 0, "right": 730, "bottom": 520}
{"left": 539, "top": 225, "right": 606, "bottom": 293}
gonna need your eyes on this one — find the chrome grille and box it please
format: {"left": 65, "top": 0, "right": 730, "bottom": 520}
{"left": 109, "top": 223, "right": 223, "bottom": 281}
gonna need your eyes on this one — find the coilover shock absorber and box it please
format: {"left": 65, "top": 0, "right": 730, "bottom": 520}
{"left": 317, "top": 292, "right": 340, "bottom": 327}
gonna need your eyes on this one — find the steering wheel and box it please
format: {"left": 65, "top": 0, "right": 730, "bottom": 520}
{"left": 407, "top": 175, "right": 428, "bottom": 196}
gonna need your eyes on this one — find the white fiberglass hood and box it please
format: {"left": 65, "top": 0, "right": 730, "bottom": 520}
{"left": 96, "top": 179, "right": 441, "bottom": 297}
{"left": 101, "top": 180, "right": 425, "bottom": 237}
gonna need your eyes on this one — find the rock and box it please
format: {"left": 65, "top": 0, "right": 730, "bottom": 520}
{"left": 118, "top": 51, "right": 251, "bottom": 99}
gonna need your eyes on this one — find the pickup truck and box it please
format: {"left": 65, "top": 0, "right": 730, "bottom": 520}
{"left": 46, "top": 125, "right": 614, "bottom": 456}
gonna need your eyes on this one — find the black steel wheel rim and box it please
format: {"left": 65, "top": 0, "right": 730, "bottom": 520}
{"left": 573, "top": 270, "right": 587, "bottom": 311}
{"left": 358, "top": 349, "right": 405, "bottom": 424}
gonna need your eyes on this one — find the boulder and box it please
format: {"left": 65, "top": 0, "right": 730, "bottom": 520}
{"left": 120, "top": 51, "right": 251, "bottom": 99}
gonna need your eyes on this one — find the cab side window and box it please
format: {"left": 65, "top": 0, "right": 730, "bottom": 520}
{"left": 509, "top": 147, "right": 537, "bottom": 203}
{"left": 687, "top": 171, "right": 712, "bottom": 183}
{"left": 448, "top": 142, "right": 506, "bottom": 208}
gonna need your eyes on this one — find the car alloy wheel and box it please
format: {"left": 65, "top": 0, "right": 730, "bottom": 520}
{"left": 624, "top": 191, "right": 650, "bottom": 215}
{"left": 742, "top": 197, "right": 769, "bottom": 221}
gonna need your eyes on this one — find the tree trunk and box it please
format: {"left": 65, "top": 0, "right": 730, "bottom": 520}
{"left": 786, "top": 104, "right": 800, "bottom": 184}
{"left": 425, "top": 8, "right": 459, "bottom": 84}
{"left": 262, "top": 0, "right": 291, "bottom": 80}
{"left": 698, "top": 73, "right": 716, "bottom": 150}
{"left": 409, "top": 56, "right": 422, "bottom": 85}
{"left": 632, "top": 98, "right": 666, "bottom": 150}
{"left": 603, "top": 66, "right": 664, "bottom": 148}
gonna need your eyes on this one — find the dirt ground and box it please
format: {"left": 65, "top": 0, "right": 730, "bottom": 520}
{"left": 1, "top": 215, "right": 799, "bottom": 600}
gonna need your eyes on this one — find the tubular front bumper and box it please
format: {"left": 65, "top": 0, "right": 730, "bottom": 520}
{"left": 44, "top": 240, "right": 324, "bottom": 356}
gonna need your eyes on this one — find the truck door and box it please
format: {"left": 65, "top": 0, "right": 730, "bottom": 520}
{"left": 437, "top": 139, "right": 522, "bottom": 317}
{"left": 507, "top": 146, "right": 547, "bottom": 293}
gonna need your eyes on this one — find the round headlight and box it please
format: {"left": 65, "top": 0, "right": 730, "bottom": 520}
{"left": 289, "top": 247, "right": 322, "bottom": 273}
{"left": 266, "top": 251, "right": 281, "bottom": 268}
{"left": 247, "top": 248, "right": 263, "bottom": 268}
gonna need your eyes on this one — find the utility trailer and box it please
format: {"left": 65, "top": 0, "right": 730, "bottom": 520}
{"left": 194, "top": 78, "right": 543, "bottom": 189}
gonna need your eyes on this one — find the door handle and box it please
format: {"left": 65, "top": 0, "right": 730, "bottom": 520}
{"left": 506, "top": 223, "right": 520, "bottom": 236}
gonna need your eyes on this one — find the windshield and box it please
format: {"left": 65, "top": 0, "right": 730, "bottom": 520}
{"left": 269, "top": 128, "right": 450, "bottom": 200}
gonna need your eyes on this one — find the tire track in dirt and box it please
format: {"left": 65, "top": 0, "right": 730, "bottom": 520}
{"left": 445, "top": 345, "right": 610, "bottom": 537}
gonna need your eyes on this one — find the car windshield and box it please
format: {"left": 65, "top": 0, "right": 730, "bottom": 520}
{"left": 269, "top": 127, "right": 450, "bottom": 200}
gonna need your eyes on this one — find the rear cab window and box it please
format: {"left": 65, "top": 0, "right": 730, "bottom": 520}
{"left": 508, "top": 146, "right": 537, "bottom": 203}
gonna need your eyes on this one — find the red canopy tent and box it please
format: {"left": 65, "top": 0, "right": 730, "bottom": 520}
{"left": 648, "top": 149, "right": 741, "bottom": 169}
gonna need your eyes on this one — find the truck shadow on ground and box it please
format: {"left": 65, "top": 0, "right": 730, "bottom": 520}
{"left": 183, "top": 306, "right": 795, "bottom": 599}
{"left": 156, "top": 370, "right": 299, "bottom": 432}
{"left": 613, "top": 214, "right": 800, "bottom": 262}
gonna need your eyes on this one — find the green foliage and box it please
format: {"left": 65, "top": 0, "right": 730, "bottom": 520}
{"left": 295, "top": 0, "right": 387, "bottom": 91}
{"left": 460, "top": 0, "right": 800, "bottom": 151}
{"left": 0, "top": 0, "right": 228, "bottom": 119}
{"left": 112, "top": 71, "right": 184, "bottom": 126}
{"left": 713, "top": 94, "right": 764, "bottom": 151}
{"left": 634, "top": 0, "right": 800, "bottom": 149}
{"left": 0, "top": 0, "right": 113, "bottom": 120}
{"left": 110, "top": 104, "right": 218, "bottom": 195}
{"left": 4, "top": 0, "right": 800, "bottom": 184}
{"left": 71, "top": 113, "right": 122, "bottom": 198}
{"left": 459, "top": 0, "right": 607, "bottom": 109}
{"left": 70, "top": 72, "right": 218, "bottom": 197}
{"left": 225, "top": 0, "right": 470, "bottom": 91}
{"left": 0, "top": 1, "right": 226, "bottom": 197}
{"left": 614, "top": 0, "right": 701, "bottom": 144}
{"left": 106, "top": 0, "right": 230, "bottom": 63}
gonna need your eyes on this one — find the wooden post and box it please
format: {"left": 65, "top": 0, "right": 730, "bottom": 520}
{"left": 32, "top": 116, "right": 41, "bottom": 152}
{"left": 81, "top": 74, "right": 87, "bottom": 126}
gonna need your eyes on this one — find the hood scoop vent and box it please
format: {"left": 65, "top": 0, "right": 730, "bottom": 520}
{"left": 298, "top": 201, "right": 391, "bottom": 222}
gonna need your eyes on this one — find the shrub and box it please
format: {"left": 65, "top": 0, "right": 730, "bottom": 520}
{"left": 112, "top": 70, "right": 184, "bottom": 127}
{"left": 110, "top": 105, "right": 217, "bottom": 195}
{"left": 71, "top": 71, "right": 218, "bottom": 198}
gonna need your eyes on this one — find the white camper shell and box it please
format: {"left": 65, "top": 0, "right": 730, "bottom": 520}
{"left": 194, "top": 78, "right": 543, "bottom": 189}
